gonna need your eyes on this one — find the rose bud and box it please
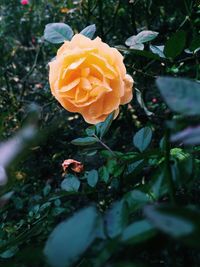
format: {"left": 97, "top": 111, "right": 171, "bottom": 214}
{"left": 62, "top": 159, "right": 84, "bottom": 173}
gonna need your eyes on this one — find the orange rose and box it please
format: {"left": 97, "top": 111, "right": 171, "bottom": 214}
{"left": 49, "top": 34, "right": 133, "bottom": 124}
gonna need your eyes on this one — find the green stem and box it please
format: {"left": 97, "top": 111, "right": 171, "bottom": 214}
{"left": 93, "top": 134, "right": 116, "bottom": 157}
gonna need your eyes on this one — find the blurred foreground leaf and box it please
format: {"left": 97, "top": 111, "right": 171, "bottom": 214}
{"left": 121, "top": 219, "right": 156, "bottom": 244}
{"left": 125, "top": 189, "right": 152, "bottom": 212}
{"left": 105, "top": 200, "right": 128, "bottom": 238}
{"left": 144, "top": 205, "right": 200, "bottom": 248}
{"left": 0, "top": 125, "right": 37, "bottom": 185}
{"left": 171, "top": 125, "right": 200, "bottom": 145}
{"left": 44, "top": 206, "right": 102, "bottom": 267}
{"left": 156, "top": 77, "right": 200, "bottom": 116}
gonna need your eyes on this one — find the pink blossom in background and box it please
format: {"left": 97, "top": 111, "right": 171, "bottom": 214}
{"left": 21, "top": 0, "right": 29, "bottom": 5}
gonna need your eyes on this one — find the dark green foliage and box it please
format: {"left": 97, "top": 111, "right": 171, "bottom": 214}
{"left": 164, "top": 31, "right": 186, "bottom": 58}
{"left": 1, "top": 0, "right": 200, "bottom": 267}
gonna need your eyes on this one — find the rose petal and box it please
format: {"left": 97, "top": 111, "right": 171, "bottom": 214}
{"left": 60, "top": 78, "right": 80, "bottom": 92}
{"left": 120, "top": 74, "right": 134, "bottom": 104}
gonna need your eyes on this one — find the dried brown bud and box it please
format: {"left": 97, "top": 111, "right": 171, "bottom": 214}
{"left": 62, "top": 159, "right": 84, "bottom": 173}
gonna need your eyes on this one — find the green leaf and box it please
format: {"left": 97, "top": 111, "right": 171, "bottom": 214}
{"left": 113, "top": 164, "right": 125, "bottom": 178}
{"left": 116, "top": 46, "right": 161, "bottom": 61}
{"left": 44, "top": 206, "right": 100, "bottom": 267}
{"left": 0, "top": 191, "right": 14, "bottom": 208}
{"left": 149, "top": 171, "right": 167, "bottom": 200}
{"left": 86, "top": 169, "right": 98, "bottom": 187}
{"left": 85, "top": 126, "right": 96, "bottom": 136}
{"left": 150, "top": 45, "right": 165, "bottom": 58}
{"left": 170, "top": 148, "right": 193, "bottom": 186}
{"left": 121, "top": 219, "right": 156, "bottom": 244}
{"left": 134, "top": 30, "right": 158, "bottom": 43}
{"left": 144, "top": 205, "right": 200, "bottom": 248}
{"left": 125, "top": 36, "right": 136, "bottom": 46}
{"left": 61, "top": 175, "right": 80, "bottom": 192}
{"left": 43, "top": 184, "right": 51, "bottom": 196}
{"left": 99, "top": 166, "right": 110, "bottom": 183}
{"left": 128, "top": 49, "right": 161, "bottom": 60}
{"left": 105, "top": 200, "right": 128, "bottom": 238}
{"left": 133, "top": 127, "right": 152, "bottom": 152}
{"left": 130, "top": 43, "right": 144, "bottom": 50}
{"left": 156, "top": 77, "right": 200, "bottom": 116}
{"left": 44, "top": 23, "right": 73, "bottom": 44}
{"left": 80, "top": 24, "right": 96, "bottom": 39}
{"left": 0, "top": 246, "right": 18, "bottom": 259}
{"left": 96, "top": 112, "right": 114, "bottom": 139}
{"left": 106, "top": 159, "right": 118, "bottom": 174}
{"left": 164, "top": 31, "right": 186, "bottom": 58}
{"left": 189, "top": 35, "right": 200, "bottom": 52}
{"left": 125, "top": 160, "right": 144, "bottom": 178}
{"left": 71, "top": 137, "right": 97, "bottom": 146}
{"left": 126, "top": 31, "right": 158, "bottom": 46}
{"left": 88, "top": 239, "right": 118, "bottom": 267}
{"left": 136, "top": 88, "right": 153, "bottom": 116}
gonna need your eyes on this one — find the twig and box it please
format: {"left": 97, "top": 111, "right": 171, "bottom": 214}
{"left": 132, "top": 66, "right": 157, "bottom": 79}
{"left": 177, "top": 55, "right": 200, "bottom": 63}
{"left": 21, "top": 44, "right": 42, "bottom": 83}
